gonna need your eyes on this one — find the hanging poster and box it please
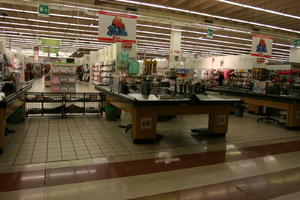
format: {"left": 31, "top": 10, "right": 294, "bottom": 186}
{"left": 98, "top": 11, "right": 137, "bottom": 43}
{"left": 251, "top": 34, "right": 273, "bottom": 58}
{"left": 33, "top": 46, "right": 39, "bottom": 62}
{"left": 41, "top": 38, "right": 61, "bottom": 47}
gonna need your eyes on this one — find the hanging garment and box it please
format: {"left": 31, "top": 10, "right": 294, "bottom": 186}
{"left": 128, "top": 59, "right": 140, "bottom": 75}
{"left": 119, "top": 51, "right": 129, "bottom": 65}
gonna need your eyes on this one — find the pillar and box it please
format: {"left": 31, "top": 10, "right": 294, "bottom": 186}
{"left": 169, "top": 29, "right": 182, "bottom": 68}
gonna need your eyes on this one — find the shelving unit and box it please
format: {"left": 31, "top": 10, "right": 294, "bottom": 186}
{"left": 26, "top": 92, "right": 105, "bottom": 118}
{"left": 225, "top": 70, "right": 252, "bottom": 89}
{"left": 51, "top": 64, "right": 76, "bottom": 92}
{"left": 92, "top": 61, "right": 114, "bottom": 86}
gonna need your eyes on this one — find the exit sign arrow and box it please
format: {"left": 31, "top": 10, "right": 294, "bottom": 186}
{"left": 38, "top": 4, "right": 49, "bottom": 17}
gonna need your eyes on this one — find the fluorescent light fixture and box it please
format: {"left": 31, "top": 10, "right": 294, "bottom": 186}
{"left": 112, "top": 0, "right": 300, "bottom": 34}
{"left": 216, "top": 0, "right": 300, "bottom": 20}
{"left": 0, "top": 27, "right": 290, "bottom": 57}
{"left": 0, "top": 7, "right": 294, "bottom": 50}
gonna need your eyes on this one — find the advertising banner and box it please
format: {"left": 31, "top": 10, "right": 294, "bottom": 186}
{"left": 98, "top": 11, "right": 137, "bottom": 43}
{"left": 33, "top": 46, "right": 39, "bottom": 62}
{"left": 41, "top": 38, "right": 61, "bottom": 47}
{"left": 251, "top": 34, "right": 273, "bottom": 58}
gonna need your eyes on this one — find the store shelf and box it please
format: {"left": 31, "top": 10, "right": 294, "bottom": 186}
{"left": 26, "top": 92, "right": 104, "bottom": 118}
{"left": 51, "top": 64, "right": 76, "bottom": 92}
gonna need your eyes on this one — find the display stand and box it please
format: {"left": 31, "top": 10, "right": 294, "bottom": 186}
{"left": 44, "top": 73, "right": 51, "bottom": 87}
{"left": 51, "top": 64, "right": 76, "bottom": 92}
{"left": 92, "top": 62, "right": 115, "bottom": 86}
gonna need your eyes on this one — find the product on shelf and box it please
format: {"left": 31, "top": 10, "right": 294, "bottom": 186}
{"left": 51, "top": 64, "right": 76, "bottom": 92}
{"left": 92, "top": 61, "right": 114, "bottom": 85}
{"left": 224, "top": 69, "right": 252, "bottom": 89}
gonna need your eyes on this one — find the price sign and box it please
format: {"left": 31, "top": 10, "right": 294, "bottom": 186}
{"left": 140, "top": 117, "right": 152, "bottom": 129}
{"left": 217, "top": 115, "right": 226, "bottom": 126}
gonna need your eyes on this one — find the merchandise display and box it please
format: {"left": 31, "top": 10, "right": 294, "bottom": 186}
{"left": 26, "top": 92, "right": 105, "bottom": 117}
{"left": 51, "top": 64, "right": 76, "bottom": 92}
{"left": 92, "top": 61, "right": 115, "bottom": 85}
{"left": 44, "top": 64, "right": 51, "bottom": 87}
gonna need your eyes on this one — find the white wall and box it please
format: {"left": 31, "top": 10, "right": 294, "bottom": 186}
{"left": 186, "top": 54, "right": 292, "bottom": 71}
{"left": 0, "top": 38, "right": 6, "bottom": 53}
{"left": 289, "top": 48, "right": 300, "bottom": 63}
{"left": 264, "top": 65, "right": 292, "bottom": 70}
{"left": 190, "top": 55, "right": 256, "bottom": 70}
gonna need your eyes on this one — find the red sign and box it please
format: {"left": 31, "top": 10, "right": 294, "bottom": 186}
{"left": 257, "top": 57, "right": 265, "bottom": 63}
{"left": 170, "top": 50, "right": 181, "bottom": 54}
{"left": 122, "top": 42, "right": 132, "bottom": 49}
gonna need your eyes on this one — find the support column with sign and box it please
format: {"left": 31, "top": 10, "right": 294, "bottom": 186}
{"left": 289, "top": 39, "right": 300, "bottom": 62}
{"left": 169, "top": 29, "right": 182, "bottom": 68}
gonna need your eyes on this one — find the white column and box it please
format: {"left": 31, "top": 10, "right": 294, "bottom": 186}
{"left": 0, "top": 38, "right": 6, "bottom": 53}
{"left": 169, "top": 29, "right": 182, "bottom": 68}
{"left": 289, "top": 48, "right": 300, "bottom": 62}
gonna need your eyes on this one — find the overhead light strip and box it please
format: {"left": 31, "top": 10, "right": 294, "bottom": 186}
{"left": 216, "top": 0, "right": 300, "bottom": 20}
{"left": 113, "top": 0, "right": 300, "bottom": 34}
{"left": 0, "top": 9, "right": 293, "bottom": 49}
{"left": 0, "top": 30, "right": 290, "bottom": 57}
{"left": 0, "top": 28, "right": 290, "bottom": 57}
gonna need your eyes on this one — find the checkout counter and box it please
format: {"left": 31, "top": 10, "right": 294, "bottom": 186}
{"left": 209, "top": 87, "right": 300, "bottom": 129}
{"left": 96, "top": 86, "right": 241, "bottom": 144}
{"left": 0, "top": 82, "right": 32, "bottom": 153}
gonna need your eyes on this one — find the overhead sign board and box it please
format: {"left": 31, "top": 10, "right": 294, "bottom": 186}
{"left": 251, "top": 34, "right": 273, "bottom": 58}
{"left": 41, "top": 38, "right": 61, "bottom": 47}
{"left": 293, "top": 39, "right": 300, "bottom": 47}
{"left": 207, "top": 29, "right": 214, "bottom": 39}
{"left": 98, "top": 11, "right": 137, "bottom": 43}
{"left": 38, "top": 4, "right": 49, "bottom": 17}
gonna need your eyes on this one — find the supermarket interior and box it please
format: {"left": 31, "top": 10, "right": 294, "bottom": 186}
{"left": 1, "top": 0, "right": 300, "bottom": 199}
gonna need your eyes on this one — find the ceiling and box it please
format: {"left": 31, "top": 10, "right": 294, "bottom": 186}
{"left": 0, "top": 0, "right": 299, "bottom": 61}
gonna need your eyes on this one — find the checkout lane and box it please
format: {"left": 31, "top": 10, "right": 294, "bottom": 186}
{"left": 208, "top": 87, "right": 300, "bottom": 129}
{"left": 96, "top": 86, "right": 241, "bottom": 144}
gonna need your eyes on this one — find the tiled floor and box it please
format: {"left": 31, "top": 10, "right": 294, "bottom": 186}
{"left": 2, "top": 113, "right": 300, "bottom": 166}
{"left": 1, "top": 78, "right": 300, "bottom": 199}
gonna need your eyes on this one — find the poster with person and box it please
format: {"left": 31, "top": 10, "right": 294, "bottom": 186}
{"left": 251, "top": 34, "right": 273, "bottom": 58}
{"left": 98, "top": 11, "right": 137, "bottom": 43}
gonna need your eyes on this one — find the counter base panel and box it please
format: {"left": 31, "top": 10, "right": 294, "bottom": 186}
{"left": 106, "top": 95, "right": 231, "bottom": 143}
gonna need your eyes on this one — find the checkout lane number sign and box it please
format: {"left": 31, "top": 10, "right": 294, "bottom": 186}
{"left": 217, "top": 115, "right": 226, "bottom": 126}
{"left": 141, "top": 118, "right": 152, "bottom": 129}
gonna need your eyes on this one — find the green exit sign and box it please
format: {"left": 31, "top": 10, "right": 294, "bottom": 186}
{"left": 38, "top": 4, "right": 49, "bottom": 17}
{"left": 294, "top": 39, "right": 300, "bottom": 47}
{"left": 207, "top": 29, "right": 214, "bottom": 39}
